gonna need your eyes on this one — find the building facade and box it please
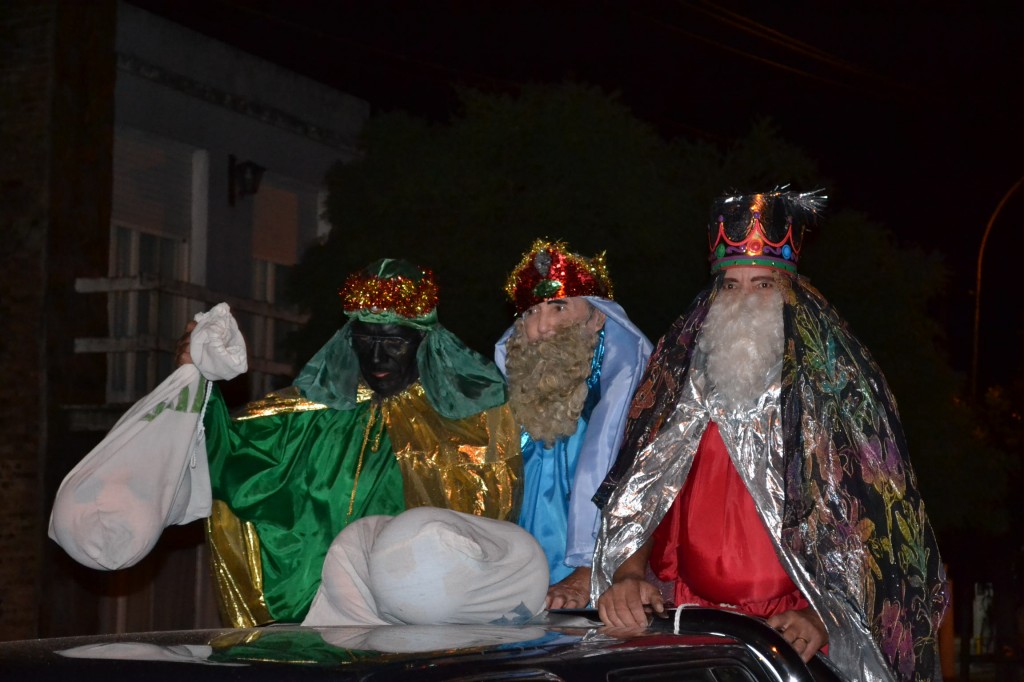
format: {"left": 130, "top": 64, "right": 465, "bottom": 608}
{"left": 0, "top": 0, "right": 367, "bottom": 639}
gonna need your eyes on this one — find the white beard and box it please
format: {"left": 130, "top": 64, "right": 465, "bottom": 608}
{"left": 698, "top": 287, "right": 784, "bottom": 412}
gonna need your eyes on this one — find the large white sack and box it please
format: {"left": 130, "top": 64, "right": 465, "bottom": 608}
{"left": 303, "top": 507, "right": 549, "bottom": 627}
{"left": 49, "top": 303, "right": 247, "bottom": 570}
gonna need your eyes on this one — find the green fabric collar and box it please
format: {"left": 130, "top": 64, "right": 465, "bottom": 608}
{"left": 293, "top": 320, "right": 507, "bottom": 420}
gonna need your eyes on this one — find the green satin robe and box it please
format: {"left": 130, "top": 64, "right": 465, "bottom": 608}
{"left": 205, "top": 386, "right": 404, "bottom": 624}
{"left": 203, "top": 383, "right": 521, "bottom": 626}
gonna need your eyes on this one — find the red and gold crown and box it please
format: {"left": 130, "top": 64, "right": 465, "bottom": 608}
{"left": 708, "top": 190, "right": 825, "bottom": 274}
{"left": 504, "top": 239, "right": 614, "bottom": 314}
{"left": 340, "top": 258, "right": 439, "bottom": 322}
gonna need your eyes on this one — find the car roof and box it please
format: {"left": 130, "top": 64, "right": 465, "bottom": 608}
{"left": 0, "top": 608, "right": 846, "bottom": 682}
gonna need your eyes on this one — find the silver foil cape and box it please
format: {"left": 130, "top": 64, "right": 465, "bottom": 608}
{"left": 593, "top": 340, "right": 896, "bottom": 682}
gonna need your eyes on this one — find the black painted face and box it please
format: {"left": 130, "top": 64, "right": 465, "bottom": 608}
{"left": 350, "top": 320, "right": 425, "bottom": 397}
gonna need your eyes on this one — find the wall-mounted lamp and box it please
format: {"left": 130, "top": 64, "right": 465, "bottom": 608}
{"left": 228, "top": 154, "right": 266, "bottom": 206}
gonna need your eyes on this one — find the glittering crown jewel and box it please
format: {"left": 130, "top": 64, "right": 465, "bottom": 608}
{"left": 504, "top": 238, "right": 614, "bottom": 314}
{"left": 708, "top": 189, "right": 826, "bottom": 273}
{"left": 340, "top": 258, "right": 439, "bottom": 321}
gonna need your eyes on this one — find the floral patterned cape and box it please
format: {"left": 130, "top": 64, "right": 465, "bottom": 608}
{"left": 594, "top": 274, "right": 948, "bottom": 682}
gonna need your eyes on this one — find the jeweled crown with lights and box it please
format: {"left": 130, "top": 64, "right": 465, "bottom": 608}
{"left": 708, "top": 189, "right": 825, "bottom": 273}
{"left": 504, "top": 239, "right": 614, "bottom": 314}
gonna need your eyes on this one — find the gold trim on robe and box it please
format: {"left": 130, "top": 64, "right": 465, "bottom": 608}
{"left": 233, "top": 386, "right": 329, "bottom": 420}
{"left": 205, "top": 500, "right": 272, "bottom": 628}
{"left": 381, "top": 383, "right": 522, "bottom": 522}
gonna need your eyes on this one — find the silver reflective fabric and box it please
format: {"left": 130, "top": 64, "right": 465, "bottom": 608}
{"left": 592, "top": 345, "right": 896, "bottom": 682}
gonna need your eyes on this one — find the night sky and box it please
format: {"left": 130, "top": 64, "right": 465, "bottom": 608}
{"left": 128, "top": 0, "right": 1024, "bottom": 388}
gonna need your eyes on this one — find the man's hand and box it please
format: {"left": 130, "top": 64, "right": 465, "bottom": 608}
{"left": 175, "top": 320, "right": 196, "bottom": 367}
{"left": 597, "top": 538, "right": 662, "bottom": 627}
{"left": 597, "top": 576, "right": 665, "bottom": 627}
{"left": 546, "top": 566, "right": 591, "bottom": 610}
{"left": 767, "top": 607, "right": 828, "bottom": 663}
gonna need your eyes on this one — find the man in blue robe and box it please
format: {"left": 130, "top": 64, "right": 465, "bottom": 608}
{"left": 496, "top": 240, "right": 652, "bottom": 609}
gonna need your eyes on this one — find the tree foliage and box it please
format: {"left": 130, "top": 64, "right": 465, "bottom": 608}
{"left": 290, "top": 84, "right": 706, "bottom": 359}
{"left": 288, "top": 83, "right": 1010, "bottom": 536}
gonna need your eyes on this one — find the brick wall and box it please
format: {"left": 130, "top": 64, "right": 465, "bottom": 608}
{"left": 0, "top": 0, "right": 57, "bottom": 641}
{"left": 0, "top": 0, "right": 116, "bottom": 640}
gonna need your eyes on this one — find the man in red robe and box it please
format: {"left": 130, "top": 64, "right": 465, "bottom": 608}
{"left": 592, "top": 190, "right": 947, "bottom": 682}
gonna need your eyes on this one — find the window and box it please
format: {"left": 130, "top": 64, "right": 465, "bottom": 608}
{"left": 248, "top": 177, "right": 307, "bottom": 396}
{"left": 108, "top": 127, "right": 201, "bottom": 403}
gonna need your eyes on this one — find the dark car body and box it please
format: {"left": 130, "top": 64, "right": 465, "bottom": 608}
{"left": 0, "top": 608, "right": 846, "bottom": 681}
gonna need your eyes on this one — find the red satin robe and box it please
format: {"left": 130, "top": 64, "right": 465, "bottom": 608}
{"left": 650, "top": 421, "right": 809, "bottom": 618}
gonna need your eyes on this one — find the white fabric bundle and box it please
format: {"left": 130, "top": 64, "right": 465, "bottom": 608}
{"left": 48, "top": 303, "right": 247, "bottom": 570}
{"left": 304, "top": 507, "right": 549, "bottom": 626}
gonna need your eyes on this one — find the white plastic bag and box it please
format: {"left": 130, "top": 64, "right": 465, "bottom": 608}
{"left": 49, "top": 303, "right": 247, "bottom": 570}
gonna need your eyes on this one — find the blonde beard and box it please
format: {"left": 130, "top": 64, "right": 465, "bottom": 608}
{"left": 504, "top": 319, "right": 598, "bottom": 446}
{"left": 698, "top": 287, "right": 784, "bottom": 412}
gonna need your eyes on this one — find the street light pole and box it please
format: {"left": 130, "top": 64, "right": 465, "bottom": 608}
{"left": 971, "top": 174, "right": 1024, "bottom": 400}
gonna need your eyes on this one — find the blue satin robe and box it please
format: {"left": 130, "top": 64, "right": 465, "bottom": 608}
{"left": 516, "top": 334, "right": 603, "bottom": 584}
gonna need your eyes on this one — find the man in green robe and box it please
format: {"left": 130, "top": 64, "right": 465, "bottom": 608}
{"left": 185, "top": 259, "right": 522, "bottom": 626}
